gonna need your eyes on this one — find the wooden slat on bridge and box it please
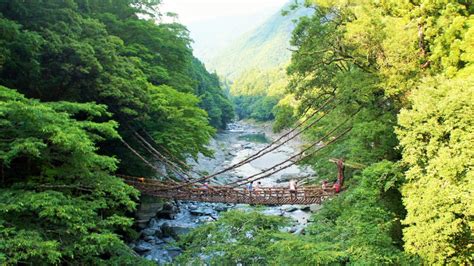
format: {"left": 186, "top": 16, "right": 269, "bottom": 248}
{"left": 124, "top": 178, "right": 336, "bottom": 205}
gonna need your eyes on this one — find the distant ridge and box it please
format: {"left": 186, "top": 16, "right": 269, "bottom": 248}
{"left": 207, "top": 1, "right": 312, "bottom": 80}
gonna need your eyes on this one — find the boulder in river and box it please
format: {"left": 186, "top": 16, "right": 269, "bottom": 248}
{"left": 135, "top": 198, "right": 164, "bottom": 229}
{"left": 190, "top": 207, "right": 217, "bottom": 217}
{"left": 156, "top": 202, "right": 179, "bottom": 219}
{"left": 171, "top": 225, "right": 192, "bottom": 236}
{"left": 141, "top": 228, "right": 157, "bottom": 237}
{"left": 134, "top": 240, "right": 154, "bottom": 253}
{"left": 213, "top": 203, "right": 230, "bottom": 212}
{"left": 142, "top": 223, "right": 164, "bottom": 238}
{"left": 187, "top": 203, "right": 198, "bottom": 210}
{"left": 296, "top": 205, "right": 311, "bottom": 211}
{"left": 166, "top": 247, "right": 183, "bottom": 259}
{"left": 143, "top": 235, "right": 161, "bottom": 244}
{"left": 160, "top": 222, "right": 177, "bottom": 238}
{"left": 160, "top": 222, "right": 193, "bottom": 238}
{"left": 281, "top": 205, "right": 298, "bottom": 212}
{"left": 145, "top": 250, "right": 173, "bottom": 264}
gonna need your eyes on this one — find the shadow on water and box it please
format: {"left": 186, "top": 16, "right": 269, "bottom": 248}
{"left": 238, "top": 133, "right": 270, "bottom": 143}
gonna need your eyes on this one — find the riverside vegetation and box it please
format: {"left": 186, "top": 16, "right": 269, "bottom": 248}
{"left": 0, "top": 0, "right": 232, "bottom": 264}
{"left": 0, "top": 0, "right": 473, "bottom": 265}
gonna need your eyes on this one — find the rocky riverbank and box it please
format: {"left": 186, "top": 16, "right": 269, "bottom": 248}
{"left": 131, "top": 201, "right": 232, "bottom": 264}
{"left": 131, "top": 200, "right": 322, "bottom": 264}
{"left": 132, "top": 121, "right": 320, "bottom": 264}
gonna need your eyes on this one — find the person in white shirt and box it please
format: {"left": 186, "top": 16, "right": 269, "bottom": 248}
{"left": 289, "top": 179, "right": 297, "bottom": 200}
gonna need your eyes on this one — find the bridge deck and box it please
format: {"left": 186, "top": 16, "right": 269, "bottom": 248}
{"left": 125, "top": 179, "right": 335, "bottom": 205}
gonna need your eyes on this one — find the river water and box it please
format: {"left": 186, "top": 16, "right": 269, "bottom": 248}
{"left": 131, "top": 121, "right": 320, "bottom": 264}
{"left": 190, "top": 121, "right": 314, "bottom": 185}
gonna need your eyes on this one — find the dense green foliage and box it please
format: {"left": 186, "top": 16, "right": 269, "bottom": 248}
{"left": 397, "top": 75, "right": 474, "bottom": 264}
{"left": 283, "top": 0, "right": 473, "bottom": 264}
{"left": 280, "top": 162, "right": 416, "bottom": 265}
{"left": 0, "top": 86, "right": 149, "bottom": 264}
{"left": 300, "top": 161, "right": 412, "bottom": 264}
{"left": 191, "top": 58, "right": 235, "bottom": 129}
{"left": 230, "top": 67, "right": 288, "bottom": 122}
{"left": 176, "top": 210, "right": 289, "bottom": 265}
{"left": 0, "top": 0, "right": 233, "bottom": 264}
{"left": 0, "top": 0, "right": 233, "bottom": 174}
{"left": 0, "top": 0, "right": 472, "bottom": 264}
{"left": 180, "top": 0, "right": 472, "bottom": 264}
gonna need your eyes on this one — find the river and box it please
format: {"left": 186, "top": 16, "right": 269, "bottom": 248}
{"left": 130, "top": 121, "right": 320, "bottom": 264}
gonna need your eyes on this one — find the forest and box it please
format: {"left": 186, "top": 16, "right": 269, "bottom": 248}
{"left": 178, "top": 0, "right": 473, "bottom": 264}
{"left": 0, "top": 0, "right": 233, "bottom": 264}
{"left": 1, "top": 0, "right": 473, "bottom": 265}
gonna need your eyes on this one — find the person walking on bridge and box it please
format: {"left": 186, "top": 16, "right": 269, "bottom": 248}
{"left": 333, "top": 180, "right": 341, "bottom": 193}
{"left": 254, "top": 181, "right": 262, "bottom": 196}
{"left": 289, "top": 179, "right": 298, "bottom": 200}
{"left": 247, "top": 181, "right": 254, "bottom": 196}
{"left": 199, "top": 182, "right": 209, "bottom": 195}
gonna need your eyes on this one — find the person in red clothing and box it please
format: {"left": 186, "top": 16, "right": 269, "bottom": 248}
{"left": 333, "top": 181, "right": 341, "bottom": 193}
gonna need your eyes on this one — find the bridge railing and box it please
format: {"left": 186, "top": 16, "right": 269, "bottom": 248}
{"left": 122, "top": 177, "right": 335, "bottom": 205}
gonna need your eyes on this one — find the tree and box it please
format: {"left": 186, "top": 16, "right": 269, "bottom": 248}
{"left": 286, "top": 0, "right": 472, "bottom": 264}
{"left": 0, "top": 0, "right": 234, "bottom": 176}
{"left": 230, "top": 67, "right": 288, "bottom": 121}
{"left": 190, "top": 58, "right": 234, "bottom": 129}
{"left": 0, "top": 86, "right": 150, "bottom": 264}
{"left": 397, "top": 76, "right": 474, "bottom": 264}
{"left": 287, "top": 1, "right": 401, "bottom": 179}
{"left": 176, "top": 210, "right": 288, "bottom": 265}
{"left": 142, "top": 85, "right": 216, "bottom": 159}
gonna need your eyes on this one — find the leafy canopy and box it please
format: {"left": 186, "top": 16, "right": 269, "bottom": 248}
{"left": 0, "top": 86, "right": 148, "bottom": 265}
{"left": 0, "top": 0, "right": 234, "bottom": 176}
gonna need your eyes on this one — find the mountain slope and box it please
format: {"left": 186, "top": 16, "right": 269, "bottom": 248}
{"left": 188, "top": 11, "right": 276, "bottom": 62}
{"left": 208, "top": 2, "right": 312, "bottom": 80}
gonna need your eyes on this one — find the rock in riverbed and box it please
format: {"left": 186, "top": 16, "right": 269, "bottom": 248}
{"left": 190, "top": 207, "right": 217, "bottom": 217}
{"left": 281, "top": 205, "right": 298, "bottom": 212}
{"left": 156, "top": 202, "right": 179, "bottom": 219}
{"left": 134, "top": 240, "right": 154, "bottom": 253}
{"left": 133, "top": 201, "right": 233, "bottom": 264}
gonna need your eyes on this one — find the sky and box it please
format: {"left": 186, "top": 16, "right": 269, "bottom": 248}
{"left": 160, "top": 0, "right": 289, "bottom": 25}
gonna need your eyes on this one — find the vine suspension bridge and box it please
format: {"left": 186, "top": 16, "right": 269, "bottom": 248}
{"left": 121, "top": 97, "right": 357, "bottom": 205}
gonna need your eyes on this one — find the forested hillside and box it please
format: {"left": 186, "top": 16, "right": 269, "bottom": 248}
{"left": 231, "top": 67, "right": 287, "bottom": 121}
{"left": 208, "top": 1, "right": 311, "bottom": 79}
{"left": 0, "top": 0, "right": 233, "bottom": 264}
{"left": 219, "top": 1, "right": 311, "bottom": 124}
